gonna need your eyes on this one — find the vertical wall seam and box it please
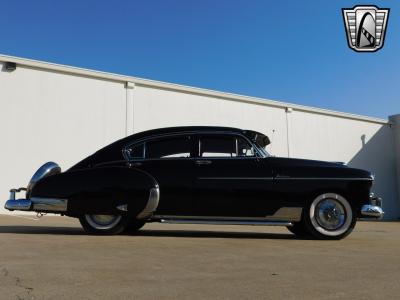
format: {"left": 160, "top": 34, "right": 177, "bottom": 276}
{"left": 125, "top": 85, "right": 129, "bottom": 136}
{"left": 125, "top": 82, "right": 135, "bottom": 136}
{"left": 285, "top": 107, "right": 293, "bottom": 158}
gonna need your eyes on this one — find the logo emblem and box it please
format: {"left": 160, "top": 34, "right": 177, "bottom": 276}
{"left": 342, "top": 5, "right": 389, "bottom": 52}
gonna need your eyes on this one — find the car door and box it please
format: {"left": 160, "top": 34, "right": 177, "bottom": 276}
{"left": 192, "top": 133, "right": 275, "bottom": 217}
{"left": 125, "top": 134, "right": 197, "bottom": 216}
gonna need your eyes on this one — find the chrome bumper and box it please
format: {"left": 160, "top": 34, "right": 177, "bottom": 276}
{"left": 361, "top": 194, "right": 384, "bottom": 219}
{"left": 4, "top": 188, "right": 67, "bottom": 213}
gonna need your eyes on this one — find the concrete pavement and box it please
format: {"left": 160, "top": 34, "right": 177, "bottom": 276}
{"left": 0, "top": 214, "right": 399, "bottom": 300}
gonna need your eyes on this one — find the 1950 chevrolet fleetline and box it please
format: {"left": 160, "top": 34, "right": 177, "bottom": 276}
{"left": 5, "top": 126, "right": 383, "bottom": 239}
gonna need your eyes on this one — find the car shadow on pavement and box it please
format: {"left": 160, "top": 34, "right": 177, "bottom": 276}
{"left": 0, "top": 226, "right": 313, "bottom": 240}
{"left": 0, "top": 226, "right": 85, "bottom": 235}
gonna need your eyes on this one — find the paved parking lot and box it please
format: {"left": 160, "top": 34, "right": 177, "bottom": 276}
{"left": 0, "top": 214, "right": 399, "bottom": 300}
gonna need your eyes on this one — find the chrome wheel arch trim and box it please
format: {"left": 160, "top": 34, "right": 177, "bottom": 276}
{"left": 136, "top": 186, "right": 160, "bottom": 219}
{"left": 309, "top": 193, "right": 353, "bottom": 237}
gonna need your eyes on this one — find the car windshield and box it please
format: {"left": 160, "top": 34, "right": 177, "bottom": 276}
{"left": 257, "top": 146, "right": 270, "bottom": 157}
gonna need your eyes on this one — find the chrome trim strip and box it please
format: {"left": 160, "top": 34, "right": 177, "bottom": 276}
{"left": 198, "top": 177, "right": 274, "bottom": 180}
{"left": 136, "top": 186, "right": 160, "bottom": 219}
{"left": 128, "top": 156, "right": 259, "bottom": 163}
{"left": 198, "top": 138, "right": 201, "bottom": 157}
{"left": 153, "top": 207, "right": 302, "bottom": 223}
{"left": 159, "top": 219, "right": 293, "bottom": 226}
{"left": 199, "top": 177, "right": 372, "bottom": 181}
{"left": 197, "top": 177, "right": 372, "bottom": 181}
{"left": 275, "top": 177, "right": 373, "bottom": 181}
{"left": 153, "top": 215, "right": 274, "bottom": 221}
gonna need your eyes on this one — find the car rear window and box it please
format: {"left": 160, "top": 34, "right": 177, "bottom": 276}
{"left": 200, "top": 135, "right": 254, "bottom": 158}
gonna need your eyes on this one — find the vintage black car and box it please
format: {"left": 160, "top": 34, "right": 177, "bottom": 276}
{"left": 5, "top": 126, "right": 383, "bottom": 239}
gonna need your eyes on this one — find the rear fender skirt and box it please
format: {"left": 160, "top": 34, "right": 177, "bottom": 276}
{"left": 30, "top": 166, "right": 159, "bottom": 216}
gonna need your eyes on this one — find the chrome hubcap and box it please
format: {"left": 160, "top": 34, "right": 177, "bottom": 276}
{"left": 315, "top": 199, "right": 346, "bottom": 230}
{"left": 85, "top": 214, "right": 122, "bottom": 230}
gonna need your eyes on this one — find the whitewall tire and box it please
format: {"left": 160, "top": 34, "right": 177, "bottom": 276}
{"left": 79, "top": 214, "right": 130, "bottom": 235}
{"left": 304, "top": 193, "right": 356, "bottom": 240}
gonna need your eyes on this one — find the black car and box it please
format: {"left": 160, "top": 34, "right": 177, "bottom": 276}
{"left": 5, "top": 126, "right": 383, "bottom": 239}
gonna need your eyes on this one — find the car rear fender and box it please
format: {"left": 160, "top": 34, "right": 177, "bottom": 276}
{"left": 30, "top": 167, "right": 159, "bottom": 218}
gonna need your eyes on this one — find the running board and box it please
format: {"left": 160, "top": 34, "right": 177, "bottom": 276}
{"left": 155, "top": 218, "right": 293, "bottom": 227}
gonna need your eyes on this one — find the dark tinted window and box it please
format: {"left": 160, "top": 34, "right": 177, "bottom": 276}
{"left": 200, "top": 135, "right": 254, "bottom": 158}
{"left": 146, "top": 136, "right": 191, "bottom": 159}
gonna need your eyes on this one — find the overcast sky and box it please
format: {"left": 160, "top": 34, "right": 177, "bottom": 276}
{"left": 0, "top": 0, "right": 398, "bottom": 118}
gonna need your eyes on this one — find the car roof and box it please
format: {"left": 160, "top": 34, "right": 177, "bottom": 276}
{"left": 96, "top": 126, "right": 247, "bottom": 157}
{"left": 131, "top": 126, "right": 244, "bottom": 138}
{"left": 68, "top": 126, "right": 267, "bottom": 171}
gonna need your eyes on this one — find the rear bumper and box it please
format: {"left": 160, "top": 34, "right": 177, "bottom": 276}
{"left": 360, "top": 194, "right": 384, "bottom": 219}
{"left": 4, "top": 188, "right": 67, "bottom": 213}
{"left": 5, "top": 199, "right": 32, "bottom": 211}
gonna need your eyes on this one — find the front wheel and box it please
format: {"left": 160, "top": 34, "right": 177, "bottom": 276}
{"left": 79, "top": 214, "right": 130, "bottom": 235}
{"left": 303, "top": 193, "right": 356, "bottom": 240}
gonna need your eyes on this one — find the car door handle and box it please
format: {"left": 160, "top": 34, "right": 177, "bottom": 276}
{"left": 129, "top": 162, "right": 142, "bottom": 167}
{"left": 195, "top": 160, "right": 212, "bottom": 165}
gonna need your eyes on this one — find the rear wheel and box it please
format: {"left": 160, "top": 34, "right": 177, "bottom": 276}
{"left": 303, "top": 193, "right": 356, "bottom": 240}
{"left": 79, "top": 214, "right": 129, "bottom": 235}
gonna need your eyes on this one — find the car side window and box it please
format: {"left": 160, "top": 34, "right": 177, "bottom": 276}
{"left": 145, "top": 136, "right": 192, "bottom": 159}
{"left": 237, "top": 137, "right": 255, "bottom": 157}
{"left": 200, "top": 135, "right": 255, "bottom": 158}
{"left": 125, "top": 136, "right": 192, "bottom": 160}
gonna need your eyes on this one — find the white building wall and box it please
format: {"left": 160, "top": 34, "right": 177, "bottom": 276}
{"left": 290, "top": 111, "right": 399, "bottom": 219}
{"left": 132, "top": 85, "right": 289, "bottom": 156}
{"left": 0, "top": 62, "right": 126, "bottom": 214}
{"left": 0, "top": 55, "right": 399, "bottom": 218}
